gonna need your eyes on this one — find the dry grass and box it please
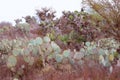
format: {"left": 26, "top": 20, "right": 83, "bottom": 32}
{"left": 0, "top": 58, "right": 120, "bottom": 80}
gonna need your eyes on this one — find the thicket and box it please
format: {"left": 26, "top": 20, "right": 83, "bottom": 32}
{"left": 83, "top": 0, "right": 120, "bottom": 41}
{"left": 0, "top": 3, "right": 120, "bottom": 80}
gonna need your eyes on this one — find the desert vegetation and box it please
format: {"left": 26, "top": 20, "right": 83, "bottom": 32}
{"left": 0, "top": 0, "right": 120, "bottom": 80}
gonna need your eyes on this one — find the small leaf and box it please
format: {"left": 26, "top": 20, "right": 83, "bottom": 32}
{"left": 69, "top": 15, "right": 74, "bottom": 20}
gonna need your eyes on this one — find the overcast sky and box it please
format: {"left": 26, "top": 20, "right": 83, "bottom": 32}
{"left": 0, "top": 0, "right": 82, "bottom": 24}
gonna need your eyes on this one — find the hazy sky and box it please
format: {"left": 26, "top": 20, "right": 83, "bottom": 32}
{"left": 0, "top": 0, "right": 82, "bottom": 24}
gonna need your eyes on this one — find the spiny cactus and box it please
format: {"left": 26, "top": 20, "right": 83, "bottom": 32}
{"left": 0, "top": 36, "right": 120, "bottom": 70}
{"left": 62, "top": 49, "right": 71, "bottom": 58}
{"left": 55, "top": 54, "right": 63, "bottom": 63}
{"left": 7, "top": 55, "right": 17, "bottom": 68}
{"left": 71, "top": 39, "right": 120, "bottom": 67}
{"left": 51, "top": 41, "right": 61, "bottom": 54}
{"left": 12, "top": 48, "right": 22, "bottom": 56}
{"left": 29, "top": 37, "right": 43, "bottom": 46}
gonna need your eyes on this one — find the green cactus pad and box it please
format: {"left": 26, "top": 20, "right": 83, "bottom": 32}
{"left": 7, "top": 55, "right": 17, "bottom": 68}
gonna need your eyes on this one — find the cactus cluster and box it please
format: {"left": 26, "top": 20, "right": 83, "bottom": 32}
{"left": 0, "top": 36, "right": 120, "bottom": 69}
{"left": 0, "top": 36, "right": 68, "bottom": 69}
{"left": 72, "top": 39, "right": 120, "bottom": 67}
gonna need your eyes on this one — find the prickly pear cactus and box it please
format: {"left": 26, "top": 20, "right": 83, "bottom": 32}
{"left": 0, "top": 36, "right": 119, "bottom": 70}
{"left": 7, "top": 55, "right": 17, "bottom": 68}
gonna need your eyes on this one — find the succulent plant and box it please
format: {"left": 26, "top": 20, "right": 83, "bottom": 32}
{"left": 31, "top": 46, "right": 39, "bottom": 56}
{"left": 23, "top": 48, "right": 30, "bottom": 56}
{"left": 0, "top": 30, "right": 119, "bottom": 73}
{"left": 98, "top": 48, "right": 105, "bottom": 55}
{"left": 55, "top": 54, "right": 63, "bottom": 63}
{"left": 40, "top": 43, "right": 53, "bottom": 56}
{"left": 62, "top": 49, "right": 71, "bottom": 58}
{"left": 43, "top": 36, "right": 51, "bottom": 43}
{"left": 7, "top": 55, "right": 17, "bottom": 68}
{"left": 35, "top": 37, "right": 43, "bottom": 45}
{"left": 29, "top": 37, "right": 43, "bottom": 46}
{"left": 12, "top": 48, "right": 22, "bottom": 56}
{"left": 85, "top": 41, "right": 91, "bottom": 47}
{"left": 51, "top": 41, "right": 61, "bottom": 54}
{"left": 74, "top": 51, "right": 85, "bottom": 60}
